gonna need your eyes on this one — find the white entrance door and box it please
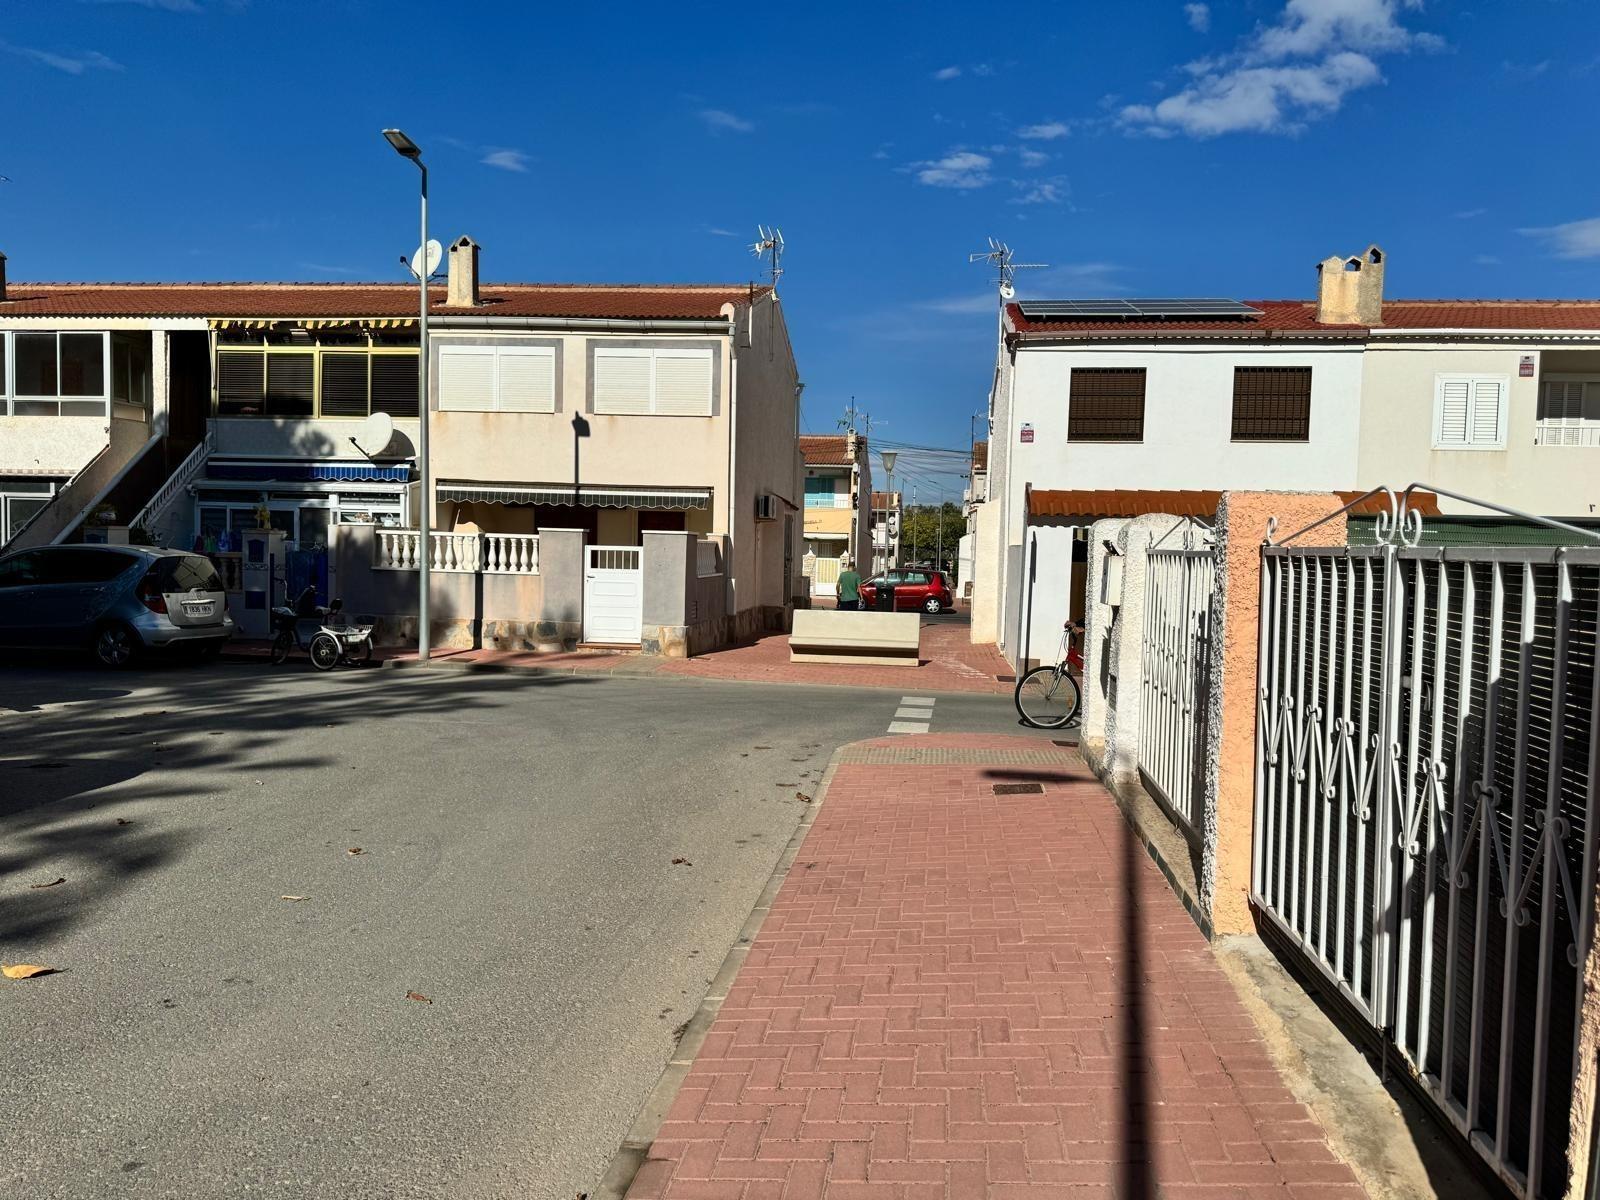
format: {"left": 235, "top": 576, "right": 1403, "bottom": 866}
{"left": 583, "top": 545, "right": 643, "bottom": 644}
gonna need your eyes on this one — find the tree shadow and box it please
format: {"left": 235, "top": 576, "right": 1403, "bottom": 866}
{"left": 0, "top": 662, "right": 599, "bottom": 945}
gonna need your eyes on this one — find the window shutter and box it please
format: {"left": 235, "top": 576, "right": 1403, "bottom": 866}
{"left": 217, "top": 352, "right": 265, "bottom": 415}
{"left": 653, "top": 350, "right": 713, "bottom": 416}
{"left": 594, "top": 349, "right": 651, "bottom": 414}
{"left": 1438, "top": 379, "right": 1470, "bottom": 445}
{"left": 320, "top": 353, "right": 369, "bottom": 417}
{"left": 496, "top": 347, "right": 556, "bottom": 413}
{"left": 265, "top": 354, "right": 315, "bottom": 417}
{"left": 371, "top": 354, "right": 419, "bottom": 418}
{"left": 439, "top": 347, "right": 495, "bottom": 411}
{"left": 1470, "top": 379, "right": 1503, "bottom": 445}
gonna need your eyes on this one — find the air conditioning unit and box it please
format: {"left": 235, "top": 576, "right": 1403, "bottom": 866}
{"left": 754, "top": 494, "right": 779, "bottom": 521}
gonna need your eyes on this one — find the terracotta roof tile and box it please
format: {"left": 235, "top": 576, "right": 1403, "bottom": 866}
{"left": 799, "top": 434, "right": 854, "bottom": 466}
{"left": 1008, "top": 298, "right": 1600, "bottom": 339}
{"left": 1027, "top": 488, "right": 1437, "bottom": 521}
{"left": 0, "top": 282, "right": 768, "bottom": 321}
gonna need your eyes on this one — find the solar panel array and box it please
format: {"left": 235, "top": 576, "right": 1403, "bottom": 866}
{"left": 1015, "top": 298, "right": 1263, "bottom": 321}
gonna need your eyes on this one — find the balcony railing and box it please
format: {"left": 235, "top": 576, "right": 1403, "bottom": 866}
{"left": 804, "top": 494, "right": 852, "bottom": 509}
{"left": 1535, "top": 419, "right": 1600, "bottom": 447}
{"left": 373, "top": 530, "right": 539, "bottom": 575}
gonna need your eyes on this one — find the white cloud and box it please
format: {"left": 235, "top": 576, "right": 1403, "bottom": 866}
{"left": 1121, "top": 0, "right": 1441, "bottom": 138}
{"left": 1473, "top": 254, "right": 1502, "bottom": 266}
{"left": 1185, "top": 3, "right": 1211, "bottom": 32}
{"left": 0, "top": 40, "right": 123, "bottom": 74}
{"left": 972, "top": 62, "right": 995, "bottom": 77}
{"left": 703, "top": 227, "right": 740, "bottom": 237}
{"left": 1453, "top": 207, "right": 1486, "bottom": 219}
{"left": 911, "top": 150, "right": 992, "bottom": 189}
{"left": 1011, "top": 177, "right": 1070, "bottom": 206}
{"left": 480, "top": 148, "right": 530, "bottom": 172}
{"left": 1017, "top": 121, "right": 1070, "bottom": 140}
{"left": 1018, "top": 147, "right": 1050, "bottom": 167}
{"left": 1519, "top": 216, "right": 1600, "bottom": 260}
{"left": 933, "top": 65, "right": 962, "bottom": 80}
{"left": 699, "top": 108, "right": 755, "bottom": 133}
{"left": 87, "top": 0, "right": 205, "bottom": 10}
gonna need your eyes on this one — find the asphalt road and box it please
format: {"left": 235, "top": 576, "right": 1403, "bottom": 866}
{"left": 0, "top": 657, "right": 1059, "bottom": 1199}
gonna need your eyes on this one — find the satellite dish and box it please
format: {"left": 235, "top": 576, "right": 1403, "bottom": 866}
{"left": 999, "top": 282, "right": 1016, "bottom": 301}
{"left": 350, "top": 411, "right": 395, "bottom": 458}
{"left": 406, "top": 239, "right": 443, "bottom": 280}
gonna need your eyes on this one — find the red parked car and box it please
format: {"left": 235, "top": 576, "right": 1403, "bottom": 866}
{"left": 858, "top": 568, "right": 954, "bottom": 615}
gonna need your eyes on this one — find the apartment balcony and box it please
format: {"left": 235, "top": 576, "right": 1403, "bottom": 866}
{"left": 804, "top": 493, "right": 852, "bottom": 509}
{"left": 1535, "top": 419, "right": 1600, "bottom": 447}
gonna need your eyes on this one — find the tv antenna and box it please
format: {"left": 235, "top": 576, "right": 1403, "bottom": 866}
{"left": 969, "top": 237, "right": 1045, "bottom": 301}
{"left": 751, "top": 225, "right": 785, "bottom": 293}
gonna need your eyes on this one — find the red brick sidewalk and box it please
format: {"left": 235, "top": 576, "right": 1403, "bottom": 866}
{"left": 625, "top": 734, "right": 1364, "bottom": 1200}
{"left": 659, "top": 621, "right": 1012, "bottom": 695}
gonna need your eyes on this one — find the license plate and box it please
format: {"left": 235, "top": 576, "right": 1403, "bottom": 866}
{"left": 183, "top": 601, "right": 215, "bottom": 617}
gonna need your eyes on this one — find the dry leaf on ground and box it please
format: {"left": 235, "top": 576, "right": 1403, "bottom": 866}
{"left": 346, "top": 848, "right": 365, "bottom": 856}
{"left": 30, "top": 877, "right": 66, "bottom": 889}
{"left": 280, "top": 895, "right": 310, "bottom": 902}
{"left": 3, "top": 963, "right": 57, "bottom": 980}
{"left": 671, "top": 857, "right": 692, "bottom": 866}
{"left": 116, "top": 818, "right": 132, "bottom": 826}
{"left": 405, "top": 991, "right": 432, "bottom": 1004}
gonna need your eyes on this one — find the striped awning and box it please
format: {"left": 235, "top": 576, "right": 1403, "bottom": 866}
{"left": 208, "top": 461, "right": 411, "bottom": 484}
{"left": 438, "top": 483, "right": 710, "bottom": 511}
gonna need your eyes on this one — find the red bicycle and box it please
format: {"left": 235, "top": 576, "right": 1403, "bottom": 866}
{"left": 1014, "top": 621, "right": 1084, "bottom": 729}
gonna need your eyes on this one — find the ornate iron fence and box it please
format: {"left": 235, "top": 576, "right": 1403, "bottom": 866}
{"left": 1254, "top": 486, "right": 1600, "bottom": 1198}
{"left": 1141, "top": 535, "right": 1216, "bottom": 838}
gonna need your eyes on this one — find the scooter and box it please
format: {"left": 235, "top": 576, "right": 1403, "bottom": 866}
{"left": 269, "top": 586, "right": 375, "bottom": 671}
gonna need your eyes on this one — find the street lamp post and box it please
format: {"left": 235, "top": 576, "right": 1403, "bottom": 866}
{"left": 382, "top": 128, "right": 431, "bottom": 663}
{"left": 879, "top": 450, "right": 897, "bottom": 570}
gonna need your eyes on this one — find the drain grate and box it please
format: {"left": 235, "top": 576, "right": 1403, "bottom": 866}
{"left": 992, "top": 782, "right": 1045, "bottom": 796}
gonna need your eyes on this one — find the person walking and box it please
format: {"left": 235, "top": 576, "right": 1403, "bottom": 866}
{"left": 836, "top": 557, "right": 862, "bottom": 611}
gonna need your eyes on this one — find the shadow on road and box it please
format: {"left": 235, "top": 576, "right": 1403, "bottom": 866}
{"left": 0, "top": 661, "right": 600, "bottom": 945}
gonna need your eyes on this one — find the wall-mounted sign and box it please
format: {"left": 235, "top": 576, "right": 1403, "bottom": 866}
{"left": 1020, "top": 423, "right": 1034, "bottom": 443}
{"left": 1520, "top": 355, "right": 1536, "bottom": 378}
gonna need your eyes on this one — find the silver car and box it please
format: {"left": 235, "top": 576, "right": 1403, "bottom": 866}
{"left": 0, "top": 544, "right": 235, "bottom": 667}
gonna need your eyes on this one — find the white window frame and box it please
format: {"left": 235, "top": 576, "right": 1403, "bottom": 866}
{"left": 1432, "top": 373, "right": 1509, "bottom": 451}
{"left": 592, "top": 346, "right": 713, "bottom": 417}
{"left": 1, "top": 330, "right": 111, "bottom": 418}
{"left": 437, "top": 343, "right": 557, "bottom": 414}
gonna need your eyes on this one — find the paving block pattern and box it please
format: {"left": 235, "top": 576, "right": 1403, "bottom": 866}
{"left": 626, "top": 734, "right": 1366, "bottom": 1200}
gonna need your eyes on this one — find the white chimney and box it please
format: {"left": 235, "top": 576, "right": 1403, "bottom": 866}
{"left": 1316, "top": 244, "right": 1384, "bottom": 325}
{"left": 446, "top": 235, "right": 480, "bottom": 308}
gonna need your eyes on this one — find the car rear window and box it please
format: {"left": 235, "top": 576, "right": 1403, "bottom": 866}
{"left": 152, "top": 555, "right": 224, "bottom": 593}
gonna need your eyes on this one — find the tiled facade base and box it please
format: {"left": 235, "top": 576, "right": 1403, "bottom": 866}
{"left": 625, "top": 733, "right": 1366, "bottom": 1200}
{"left": 482, "top": 619, "right": 583, "bottom": 653}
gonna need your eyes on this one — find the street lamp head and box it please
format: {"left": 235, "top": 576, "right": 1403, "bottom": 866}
{"left": 880, "top": 450, "right": 897, "bottom": 475}
{"left": 382, "top": 128, "right": 422, "bottom": 160}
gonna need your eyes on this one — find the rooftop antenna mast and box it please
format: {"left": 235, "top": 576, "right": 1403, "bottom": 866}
{"left": 968, "top": 236, "right": 1045, "bottom": 351}
{"left": 751, "top": 225, "right": 785, "bottom": 295}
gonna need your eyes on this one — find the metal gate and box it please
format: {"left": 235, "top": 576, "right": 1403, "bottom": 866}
{"left": 1254, "top": 494, "right": 1600, "bottom": 1199}
{"left": 1141, "top": 541, "right": 1216, "bottom": 837}
{"left": 583, "top": 545, "right": 643, "bottom": 644}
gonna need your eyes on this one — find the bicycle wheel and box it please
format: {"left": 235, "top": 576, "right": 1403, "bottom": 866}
{"left": 1015, "top": 666, "right": 1080, "bottom": 729}
{"left": 270, "top": 630, "right": 294, "bottom": 665}
{"left": 309, "top": 632, "right": 341, "bottom": 672}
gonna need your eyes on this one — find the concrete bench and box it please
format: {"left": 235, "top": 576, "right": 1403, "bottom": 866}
{"left": 789, "top": 609, "right": 921, "bottom": 667}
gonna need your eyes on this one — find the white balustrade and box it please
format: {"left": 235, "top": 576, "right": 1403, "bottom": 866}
{"left": 1534, "top": 419, "right": 1600, "bottom": 446}
{"left": 482, "top": 533, "right": 540, "bottom": 575}
{"left": 373, "top": 529, "right": 539, "bottom": 575}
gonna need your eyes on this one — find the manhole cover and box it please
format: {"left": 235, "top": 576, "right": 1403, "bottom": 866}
{"left": 992, "top": 782, "right": 1044, "bottom": 795}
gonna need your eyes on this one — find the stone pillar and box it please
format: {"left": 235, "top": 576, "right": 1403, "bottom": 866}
{"left": 536, "top": 528, "right": 586, "bottom": 650}
{"left": 1079, "top": 518, "right": 1129, "bottom": 767}
{"left": 642, "top": 530, "right": 695, "bottom": 657}
{"left": 1202, "top": 492, "right": 1345, "bottom": 935}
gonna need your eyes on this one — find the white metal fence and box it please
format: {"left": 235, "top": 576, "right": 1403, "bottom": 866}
{"left": 1141, "top": 543, "right": 1216, "bottom": 837}
{"left": 1255, "top": 500, "right": 1600, "bottom": 1199}
{"left": 373, "top": 530, "right": 539, "bottom": 575}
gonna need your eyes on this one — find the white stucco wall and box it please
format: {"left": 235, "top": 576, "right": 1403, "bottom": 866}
{"left": 1357, "top": 341, "right": 1600, "bottom": 518}
{"left": 0, "top": 415, "right": 110, "bottom": 476}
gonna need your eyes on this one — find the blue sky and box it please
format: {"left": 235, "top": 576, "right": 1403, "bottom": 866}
{"left": 1, "top": 0, "right": 1597, "bottom": 500}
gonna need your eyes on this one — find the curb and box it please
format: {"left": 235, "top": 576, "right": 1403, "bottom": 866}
{"left": 588, "top": 744, "right": 847, "bottom": 1200}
